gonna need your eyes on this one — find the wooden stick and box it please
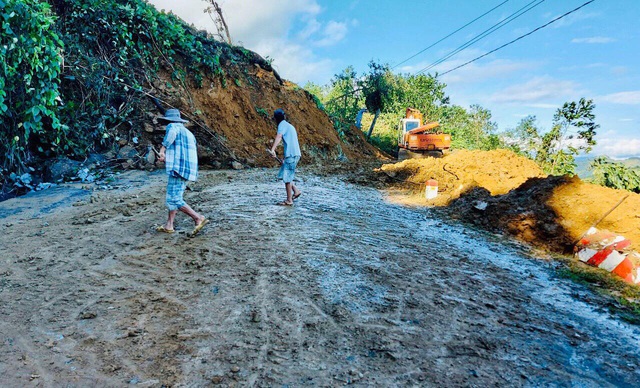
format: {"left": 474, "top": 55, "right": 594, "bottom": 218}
{"left": 574, "top": 194, "right": 630, "bottom": 244}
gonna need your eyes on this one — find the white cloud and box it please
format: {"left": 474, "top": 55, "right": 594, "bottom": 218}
{"left": 315, "top": 20, "right": 349, "bottom": 47}
{"left": 611, "top": 66, "right": 629, "bottom": 76}
{"left": 397, "top": 49, "right": 536, "bottom": 85}
{"left": 297, "top": 18, "right": 322, "bottom": 40}
{"left": 549, "top": 11, "right": 599, "bottom": 29}
{"left": 146, "top": 0, "right": 346, "bottom": 84}
{"left": 526, "top": 103, "right": 558, "bottom": 109}
{"left": 600, "top": 91, "right": 640, "bottom": 105}
{"left": 490, "top": 76, "right": 582, "bottom": 104}
{"left": 571, "top": 36, "right": 615, "bottom": 44}
{"left": 593, "top": 137, "right": 640, "bottom": 157}
{"left": 252, "top": 39, "right": 336, "bottom": 84}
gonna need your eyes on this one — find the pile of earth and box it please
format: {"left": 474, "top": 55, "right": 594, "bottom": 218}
{"left": 376, "top": 149, "right": 640, "bottom": 255}
{"left": 376, "top": 149, "right": 546, "bottom": 206}
{"left": 448, "top": 175, "right": 640, "bottom": 255}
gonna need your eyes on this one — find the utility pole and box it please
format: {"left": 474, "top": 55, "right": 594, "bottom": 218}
{"left": 204, "top": 0, "right": 232, "bottom": 45}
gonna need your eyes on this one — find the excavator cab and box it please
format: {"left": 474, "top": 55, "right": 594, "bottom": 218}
{"left": 397, "top": 108, "right": 451, "bottom": 160}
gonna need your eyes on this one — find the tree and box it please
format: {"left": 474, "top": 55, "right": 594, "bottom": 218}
{"left": 506, "top": 115, "right": 541, "bottom": 159}
{"left": 543, "top": 98, "right": 599, "bottom": 175}
{"left": 0, "top": 0, "right": 64, "bottom": 174}
{"left": 394, "top": 74, "right": 449, "bottom": 121}
{"left": 361, "top": 62, "right": 397, "bottom": 138}
{"left": 506, "top": 99, "right": 599, "bottom": 175}
{"left": 590, "top": 157, "right": 640, "bottom": 193}
{"left": 323, "top": 66, "right": 362, "bottom": 132}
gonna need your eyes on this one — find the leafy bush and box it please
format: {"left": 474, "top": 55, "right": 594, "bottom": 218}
{"left": 590, "top": 157, "right": 640, "bottom": 193}
{"left": 1, "top": 0, "right": 256, "bottom": 182}
{"left": 0, "top": 0, "right": 64, "bottom": 172}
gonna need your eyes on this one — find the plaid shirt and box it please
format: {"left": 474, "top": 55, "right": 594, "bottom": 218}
{"left": 162, "top": 123, "right": 198, "bottom": 182}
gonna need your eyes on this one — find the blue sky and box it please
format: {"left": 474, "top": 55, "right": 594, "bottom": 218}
{"left": 148, "top": 0, "right": 640, "bottom": 157}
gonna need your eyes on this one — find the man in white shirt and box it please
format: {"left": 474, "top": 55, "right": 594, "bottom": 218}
{"left": 268, "top": 109, "right": 302, "bottom": 206}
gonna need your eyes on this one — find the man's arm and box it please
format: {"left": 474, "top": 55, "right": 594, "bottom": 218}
{"left": 269, "top": 133, "right": 283, "bottom": 156}
{"left": 159, "top": 124, "right": 177, "bottom": 162}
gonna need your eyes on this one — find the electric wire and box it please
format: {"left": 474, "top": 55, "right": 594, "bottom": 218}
{"left": 392, "top": 0, "right": 511, "bottom": 70}
{"left": 439, "top": 0, "right": 597, "bottom": 76}
{"left": 417, "top": 0, "right": 546, "bottom": 75}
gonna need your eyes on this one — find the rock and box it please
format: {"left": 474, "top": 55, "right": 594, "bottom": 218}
{"left": 86, "top": 153, "right": 107, "bottom": 167}
{"left": 211, "top": 376, "right": 224, "bottom": 383}
{"left": 230, "top": 366, "right": 240, "bottom": 373}
{"left": 79, "top": 311, "right": 97, "bottom": 320}
{"left": 47, "top": 158, "right": 82, "bottom": 181}
{"left": 145, "top": 149, "right": 156, "bottom": 165}
{"left": 77, "top": 168, "right": 95, "bottom": 183}
{"left": 118, "top": 145, "right": 138, "bottom": 160}
{"left": 231, "top": 161, "right": 243, "bottom": 170}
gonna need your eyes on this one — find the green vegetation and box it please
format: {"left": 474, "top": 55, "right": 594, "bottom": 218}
{"left": 505, "top": 98, "right": 599, "bottom": 176}
{"left": 0, "top": 0, "right": 261, "bottom": 187}
{"left": 304, "top": 62, "right": 502, "bottom": 155}
{"left": 305, "top": 62, "right": 607, "bottom": 181}
{"left": 1, "top": 0, "right": 64, "bottom": 177}
{"left": 255, "top": 107, "right": 269, "bottom": 119}
{"left": 590, "top": 157, "right": 640, "bottom": 192}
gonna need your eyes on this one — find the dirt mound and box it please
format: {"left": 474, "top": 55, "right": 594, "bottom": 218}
{"left": 377, "top": 149, "right": 545, "bottom": 205}
{"left": 377, "top": 149, "right": 640, "bottom": 255}
{"left": 171, "top": 68, "right": 381, "bottom": 169}
{"left": 448, "top": 175, "right": 640, "bottom": 254}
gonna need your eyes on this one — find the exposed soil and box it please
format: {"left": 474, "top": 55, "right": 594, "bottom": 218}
{"left": 377, "top": 150, "right": 640, "bottom": 255}
{"left": 377, "top": 149, "right": 546, "bottom": 207}
{"left": 136, "top": 61, "right": 382, "bottom": 172}
{"left": 2, "top": 168, "right": 640, "bottom": 386}
{"left": 448, "top": 175, "right": 640, "bottom": 256}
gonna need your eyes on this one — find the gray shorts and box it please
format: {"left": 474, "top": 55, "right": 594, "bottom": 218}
{"left": 277, "top": 156, "right": 300, "bottom": 183}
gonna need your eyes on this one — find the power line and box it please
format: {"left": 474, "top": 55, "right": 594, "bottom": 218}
{"left": 439, "top": 0, "right": 597, "bottom": 76}
{"left": 417, "top": 0, "right": 546, "bottom": 75}
{"left": 392, "top": 0, "right": 511, "bottom": 70}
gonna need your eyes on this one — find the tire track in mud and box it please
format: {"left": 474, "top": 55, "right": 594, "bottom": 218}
{"left": 1, "top": 169, "right": 640, "bottom": 386}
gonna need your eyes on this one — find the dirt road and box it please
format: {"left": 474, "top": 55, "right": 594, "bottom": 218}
{"left": 1, "top": 168, "right": 639, "bottom": 386}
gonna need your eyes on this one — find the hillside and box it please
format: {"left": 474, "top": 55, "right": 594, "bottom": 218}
{"left": 1, "top": 0, "right": 379, "bottom": 195}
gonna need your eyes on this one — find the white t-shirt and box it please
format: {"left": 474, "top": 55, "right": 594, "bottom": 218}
{"left": 277, "top": 120, "right": 301, "bottom": 158}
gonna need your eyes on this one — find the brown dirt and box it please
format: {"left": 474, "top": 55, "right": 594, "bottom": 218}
{"left": 377, "top": 149, "right": 546, "bottom": 206}
{"left": 2, "top": 169, "right": 640, "bottom": 386}
{"left": 448, "top": 175, "right": 640, "bottom": 255}
{"left": 137, "top": 60, "right": 381, "bottom": 170}
{"left": 376, "top": 149, "right": 640, "bottom": 256}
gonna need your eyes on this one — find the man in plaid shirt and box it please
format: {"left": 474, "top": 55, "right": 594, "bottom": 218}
{"left": 156, "top": 109, "right": 208, "bottom": 236}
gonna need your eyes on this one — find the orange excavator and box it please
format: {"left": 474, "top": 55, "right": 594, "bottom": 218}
{"left": 397, "top": 108, "right": 451, "bottom": 160}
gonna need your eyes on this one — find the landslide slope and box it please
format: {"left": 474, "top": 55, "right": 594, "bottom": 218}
{"left": 9, "top": 0, "right": 378, "bottom": 179}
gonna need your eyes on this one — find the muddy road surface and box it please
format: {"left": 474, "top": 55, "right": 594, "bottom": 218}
{"left": 1, "top": 168, "right": 639, "bottom": 387}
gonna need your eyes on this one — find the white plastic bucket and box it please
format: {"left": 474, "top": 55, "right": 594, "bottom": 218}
{"left": 425, "top": 179, "right": 438, "bottom": 199}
